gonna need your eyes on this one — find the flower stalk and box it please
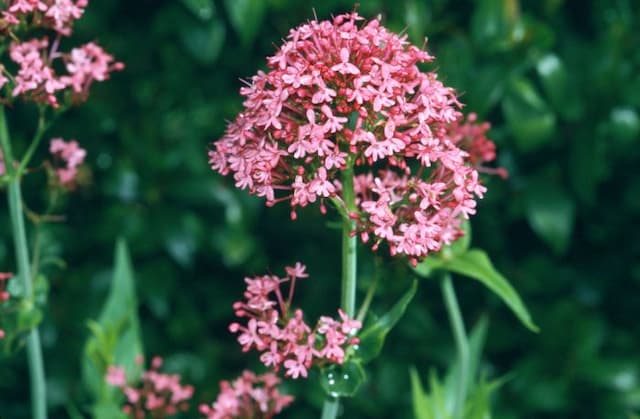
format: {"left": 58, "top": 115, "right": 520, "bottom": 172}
{"left": 0, "top": 106, "right": 48, "bottom": 419}
{"left": 441, "top": 273, "right": 469, "bottom": 419}
{"left": 321, "top": 166, "right": 359, "bottom": 419}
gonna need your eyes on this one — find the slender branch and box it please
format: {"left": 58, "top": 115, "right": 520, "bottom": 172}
{"left": 0, "top": 106, "right": 48, "bottom": 419}
{"left": 16, "top": 107, "right": 48, "bottom": 177}
{"left": 440, "top": 273, "right": 469, "bottom": 419}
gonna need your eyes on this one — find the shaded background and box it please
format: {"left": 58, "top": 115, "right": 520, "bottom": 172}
{"left": 1, "top": 0, "right": 640, "bottom": 418}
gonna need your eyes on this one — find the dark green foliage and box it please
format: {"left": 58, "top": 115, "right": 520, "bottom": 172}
{"left": 1, "top": 0, "right": 639, "bottom": 418}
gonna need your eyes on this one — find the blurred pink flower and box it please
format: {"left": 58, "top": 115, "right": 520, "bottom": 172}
{"left": 0, "top": 272, "right": 13, "bottom": 340}
{"left": 49, "top": 137, "right": 86, "bottom": 185}
{"left": 105, "top": 355, "right": 194, "bottom": 418}
{"left": 199, "top": 370, "right": 293, "bottom": 419}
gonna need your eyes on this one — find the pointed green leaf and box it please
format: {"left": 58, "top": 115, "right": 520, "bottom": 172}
{"left": 444, "top": 250, "right": 538, "bottom": 332}
{"left": 410, "top": 367, "right": 434, "bottom": 419}
{"left": 180, "top": 0, "right": 215, "bottom": 20}
{"left": 503, "top": 77, "right": 556, "bottom": 152}
{"left": 224, "top": 0, "right": 266, "bottom": 46}
{"left": 82, "top": 239, "right": 143, "bottom": 406}
{"left": 524, "top": 180, "right": 575, "bottom": 255}
{"left": 357, "top": 281, "right": 418, "bottom": 363}
{"left": 445, "top": 316, "right": 489, "bottom": 400}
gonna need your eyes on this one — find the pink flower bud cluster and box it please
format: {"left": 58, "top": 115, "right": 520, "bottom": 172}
{"left": 0, "top": 1, "right": 123, "bottom": 107}
{"left": 209, "top": 12, "right": 495, "bottom": 262}
{"left": 230, "top": 263, "right": 362, "bottom": 379}
{"left": 1, "top": 0, "right": 87, "bottom": 35}
{"left": 106, "top": 356, "right": 194, "bottom": 418}
{"left": 199, "top": 370, "right": 293, "bottom": 419}
{"left": 49, "top": 137, "right": 85, "bottom": 185}
{"left": 0, "top": 272, "right": 13, "bottom": 340}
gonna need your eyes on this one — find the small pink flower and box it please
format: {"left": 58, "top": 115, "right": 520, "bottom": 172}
{"left": 105, "top": 366, "right": 127, "bottom": 387}
{"left": 49, "top": 138, "right": 86, "bottom": 186}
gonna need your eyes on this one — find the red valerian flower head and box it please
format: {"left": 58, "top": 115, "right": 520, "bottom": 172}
{"left": 229, "top": 263, "right": 362, "bottom": 379}
{"left": 199, "top": 370, "right": 293, "bottom": 419}
{"left": 209, "top": 12, "right": 500, "bottom": 262}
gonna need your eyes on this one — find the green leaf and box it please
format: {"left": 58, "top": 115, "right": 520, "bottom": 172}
{"left": 536, "top": 54, "right": 582, "bottom": 120}
{"left": 471, "top": 0, "right": 520, "bottom": 52}
{"left": 180, "top": 20, "right": 226, "bottom": 64}
{"left": 357, "top": 281, "right": 418, "bottom": 363}
{"left": 445, "top": 316, "right": 489, "bottom": 400}
{"left": 502, "top": 77, "right": 556, "bottom": 152}
{"left": 82, "top": 239, "right": 143, "bottom": 407}
{"left": 180, "top": 0, "right": 214, "bottom": 20}
{"left": 224, "top": 0, "right": 266, "bottom": 46}
{"left": 444, "top": 250, "right": 538, "bottom": 332}
{"left": 412, "top": 222, "right": 471, "bottom": 278}
{"left": 320, "top": 360, "right": 366, "bottom": 398}
{"left": 410, "top": 367, "right": 438, "bottom": 419}
{"left": 524, "top": 180, "right": 575, "bottom": 255}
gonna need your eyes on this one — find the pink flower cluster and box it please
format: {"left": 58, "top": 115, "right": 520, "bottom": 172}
{"left": 49, "top": 137, "right": 85, "bottom": 185}
{"left": 1, "top": 0, "right": 87, "bottom": 35}
{"left": 199, "top": 370, "right": 293, "bottom": 419}
{"left": 106, "top": 356, "right": 194, "bottom": 418}
{"left": 209, "top": 12, "right": 495, "bottom": 262}
{"left": 0, "top": 1, "right": 123, "bottom": 107}
{"left": 230, "top": 263, "right": 362, "bottom": 379}
{"left": 0, "top": 272, "right": 12, "bottom": 340}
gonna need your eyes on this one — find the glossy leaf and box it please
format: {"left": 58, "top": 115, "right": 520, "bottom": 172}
{"left": 224, "top": 0, "right": 266, "bottom": 46}
{"left": 320, "top": 360, "right": 366, "bottom": 398}
{"left": 357, "top": 281, "right": 418, "bottom": 363}
{"left": 536, "top": 54, "right": 582, "bottom": 120}
{"left": 503, "top": 77, "right": 556, "bottom": 152}
{"left": 180, "top": 0, "right": 215, "bottom": 20}
{"left": 82, "top": 240, "right": 143, "bottom": 407}
{"left": 180, "top": 20, "right": 225, "bottom": 64}
{"left": 471, "top": 0, "right": 520, "bottom": 51}
{"left": 444, "top": 250, "right": 538, "bottom": 332}
{"left": 524, "top": 180, "right": 575, "bottom": 255}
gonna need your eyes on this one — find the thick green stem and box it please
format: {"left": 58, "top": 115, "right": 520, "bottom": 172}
{"left": 441, "top": 273, "right": 469, "bottom": 419}
{"left": 0, "top": 107, "right": 48, "bottom": 419}
{"left": 320, "top": 397, "right": 340, "bottom": 419}
{"left": 340, "top": 166, "right": 357, "bottom": 317}
{"left": 321, "top": 166, "right": 358, "bottom": 419}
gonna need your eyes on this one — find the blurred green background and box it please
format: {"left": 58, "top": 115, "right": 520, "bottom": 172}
{"left": 1, "top": 0, "right": 640, "bottom": 418}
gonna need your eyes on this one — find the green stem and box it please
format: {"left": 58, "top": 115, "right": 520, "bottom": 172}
{"left": 16, "top": 108, "right": 47, "bottom": 177}
{"left": 340, "top": 166, "right": 357, "bottom": 318}
{"left": 321, "top": 166, "right": 358, "bottom": 419}
{"left": 441, "top": 273, "right": 469, "bottom": 419}
{"left": 0, "top": 107, "right": 48, "bottom": 419}
{"left": 320, "top": 397, "right": 340, "bottom": 419}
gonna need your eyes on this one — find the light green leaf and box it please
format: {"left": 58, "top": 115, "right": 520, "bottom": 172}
{"left": 357, "top": 281, "right": 418, "bottom": 363}
{"left": 536, "top": 54, "right": 582, "bottom": 120}
{"left": 224, "top": 0, "right": 266, "bottom": 46}
{"left": 82, "top": 239, "right": 143, "bottom": 407}
{"left": 471, "top": 0, "right": 520, "bottom": 51}
{"left": 444, "top": 250, "right": 538, "bottom": 332}
{"left": 180, "top": 0, "right": 214, "bottom": 20}
{"left": 410, "top": 367, "right": 432, "bottom": 419}
{"left": 524, "top": 180, "right": 575, "bottom": 255}
{"left": 180, "top": 20, "right": 226, "bottom": 64}
{"left": 503, "top": 77, "right": 556, "bottom": 152}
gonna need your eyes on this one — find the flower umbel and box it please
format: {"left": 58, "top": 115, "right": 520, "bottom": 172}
{"left": 229, "top": 263, "right": 362, "bottom": 379}
{"left": 199, "top": 370, "right": 293, "bottom": 419}
{"left": 209, "top": 12, "right": 496, "bottom": 262}
{"left": 105, "top": 356, "right": 194, "bottom": 418}
{"left": 49, "top": 137, "right": 85, "bottom": 185}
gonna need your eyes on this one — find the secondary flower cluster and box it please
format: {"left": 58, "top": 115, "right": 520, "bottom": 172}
{"left": 49, "top": 137, "right": 85, "bottom": 185}
{"left": 0, "top": 0, "right": 123, "bottom": 107}
{"left": 106, "top": 356, "right": 194, "bottom": 418}
{"left": 230, "top": 263, "right": 362, "bottom": 379}
{"left": 0, "top": 272, "right": 12, "bottom": 340}
{"left": 199, "top": 370, "right": 293, "bottom": 419}
{"left": 209, "top": 12, "right": 495, "bottom": 261}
